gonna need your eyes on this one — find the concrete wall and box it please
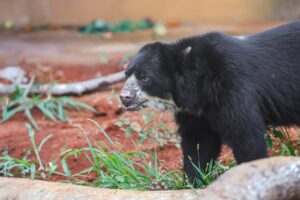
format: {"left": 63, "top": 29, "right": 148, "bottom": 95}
{"left": 0, "top": 0, "right": 299, "bottom": 26}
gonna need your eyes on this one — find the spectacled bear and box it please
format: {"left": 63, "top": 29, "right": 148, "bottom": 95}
{"left": 120, "top": 20, "right": 300, "bottom": 183}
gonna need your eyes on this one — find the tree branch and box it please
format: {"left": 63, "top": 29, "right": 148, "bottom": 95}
{"left": 0, "top": 71, "right": 125, "bottom": 96}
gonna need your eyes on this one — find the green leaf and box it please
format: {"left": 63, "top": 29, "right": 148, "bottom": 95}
{"left": 115, "top": 175, "right": 125, "bottom": 183}
{"left": 125, "top": 127, "right": 133, "bottom": 137}
{"left": 37, "top": 134, "right": 53, "bottom": 152}
{"left": 62, "top": 97, "right": 96, "bottom": 112}
{"left": 36, "top": 103, "right": 57, "bottom": 121}
{"left": 26, "top": 123, "right": 35, "bottom": 140}
{"left": 30, "top": 163, "right": 36, "bottom": 179}
{"left": 87, "top": 118, "right": 114, "bottom": 145}
{"left": 57, "top": 103, "right": 67, "bottom": 121}
{"left": 25, "top": 108, "right": 39, "bottom": 131}
{"left": 2, "top": 105, "right": 8, "bottom": 120}
{"left": 47, "top": 162, "right": 58, "bottom": 178}
{"left": 10, "top": 86, "right": 24, "bottom": 101}
{"left": 272, "top": 129, "right": 285, "bottom": 139}
{"left": 26, "top": 123, "right": 44, "bottom": 169}
{"left": 61, "top": 159, "right": 72, "bottom": 178}
{"left": 1, "top": 105, "right": 25, "bottom": 123}
{"left": 114, "top": 121, "right": 124, "bottom": 127}
{"left": 265, "top": 133, "right": 273, "bottom": 148}
{"left": 41, "top": 172, "right": 46, "bottom": 179}
{"left": 142, "top": 113, "right": 149, "bottom": 124}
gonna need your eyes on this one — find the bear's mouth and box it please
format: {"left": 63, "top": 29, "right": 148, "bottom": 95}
{"left": 123, "top": 100, "right": 148, "bottom": 111}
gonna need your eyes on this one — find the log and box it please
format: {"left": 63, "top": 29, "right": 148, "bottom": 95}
{"left": 0, "top": 71, "right": 125, "bottom": 95}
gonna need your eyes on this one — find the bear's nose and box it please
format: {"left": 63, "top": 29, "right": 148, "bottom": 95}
{"left": 120, "top": 90, "right": 134, "bottom": 106}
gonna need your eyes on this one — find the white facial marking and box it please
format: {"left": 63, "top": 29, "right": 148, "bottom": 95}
{"left": 142, "top": 95, "right": 178, "bottom": 112}
{"left": 123, "top": 75, "right": 179, "bottom": 112}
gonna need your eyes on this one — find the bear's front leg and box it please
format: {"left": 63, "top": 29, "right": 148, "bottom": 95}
{"left": 175, "top": 112, "right": 222, "bottom": 184}
{"left": 229, "top": 124, "right": 268, "bottom": 164}
{"left": 218, "top": 105, "right": 268, "bottom": 164}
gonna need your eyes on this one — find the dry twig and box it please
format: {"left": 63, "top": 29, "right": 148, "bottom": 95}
{"left": 0, "top": 68, "right": 125, "bottom": 95}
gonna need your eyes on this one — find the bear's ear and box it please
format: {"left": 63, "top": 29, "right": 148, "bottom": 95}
{"left": 182, "top": 46, "right": 192, "bottom": 56}
{"left": 180, "top": 46, "right": 193, "bottom": 69}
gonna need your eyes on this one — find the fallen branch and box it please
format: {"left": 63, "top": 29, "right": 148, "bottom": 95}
{"left": 0, "top": 66, "right": 25, "bottom": 84}
{"left": 0, "top": 71, "right": 125, "bottom": 96}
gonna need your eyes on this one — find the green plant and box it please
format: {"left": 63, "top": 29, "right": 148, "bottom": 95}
{"left": 65, "top": 122, "right": 189, "bottom": 189}
{"left": 0, "top": 150, "right": 34, "bottom": 178}
{"left": 0, "top": 95, "right": 6, "bottom": 106}
{"left": 60, "top": 145, "right": 189, "bottom": 189}
{"left": 0, "top": 122, "right": 229, "bottom": 190}
{"left": 1, "top": 86, "right": 96, "bottom": 130}
{"left": 265, "top": 127, "right": 299, "bottom": 156}
{"left": 189, "top": 158, "right": 235, "bottom": 188}
{"left": 0, "top": 123, "right": 58, "bottom": 179}
{"left": 115, "top": 113, "right": 179, "bottom": 147}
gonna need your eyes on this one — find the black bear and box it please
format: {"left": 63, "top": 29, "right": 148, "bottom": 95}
{"left": 120, "top": 20, "right": 300, "bottom": 183}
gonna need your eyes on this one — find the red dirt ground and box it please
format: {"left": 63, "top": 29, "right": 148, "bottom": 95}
{"left": 0, "top": 59, "right": 184, "bottom": 182}
{"left": 0, "top": 25, "right": 299, "bottom": 183}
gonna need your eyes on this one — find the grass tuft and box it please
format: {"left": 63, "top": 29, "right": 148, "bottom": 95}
{"left": 0, "top": 123, "right": 56, "bottom": 179}
{"left": 1, "top": 86, "right": 96, "bottom": 130}
{"left": 266, "top": 127, "right": 299, "bottom": 156}
{"left": 115, "top": 112, "right": 179, "bottom": 148}
{"left": 0, "top": 122, "right": 231, "bottom": 190}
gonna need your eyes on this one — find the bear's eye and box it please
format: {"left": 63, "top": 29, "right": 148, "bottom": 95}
{"left": 140, "top": 74, "right": 150, "bottom": 82}
{"left": 141, "top": 76, "right": 150, "bottom": 82}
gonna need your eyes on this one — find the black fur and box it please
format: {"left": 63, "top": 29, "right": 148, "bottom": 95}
{"left": 123, "top": 20, "right": 300, "bottom": 182}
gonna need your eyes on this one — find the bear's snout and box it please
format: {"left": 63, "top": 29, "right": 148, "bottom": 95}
{"left": 120, "top": 90, "right": 135, "bottom": 107}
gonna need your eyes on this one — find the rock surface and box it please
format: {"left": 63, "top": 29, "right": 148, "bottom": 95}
{"left": 196, "top": 156, "right": 300, "bottom": 200}
{"left": 0, "top": 157, "right": 299, "bottom": 200}
{"left": 0, "top": 177, "right": 199, "bottom": 200}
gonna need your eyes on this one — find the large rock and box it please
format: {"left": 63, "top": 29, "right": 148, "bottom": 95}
{"left": 0, "top": 177, "right": 199, "bottom": 200}
{"left": 0, "top": 157, "right": 299, "bottom": 200}
{"left": 196, "top": 156, "right": 300, "bottom": 200}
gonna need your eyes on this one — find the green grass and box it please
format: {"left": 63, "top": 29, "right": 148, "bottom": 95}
{"left": 59, "top": 122, "right": 195, "bottom": 189}
{"left": 266, "top": 127, "right": 299, "bottom": 156}
{"left": 0, "top": 122, "right": 231, "bottom": 190}
{"left": 1, "top": 108, "right": 298, "bottom": 190}
{"left": 60, "top": 146, "right": 189, "bottom": 190}
{"left": 190, "top": 159, "right": 235, "bottom": 187}
{"left": 1, "top": 86, "right": 96, "bottom": 130}
{"left": 0, "top": 123, "right": 58, "bottom": 179}
{"left": 115, "top": 112, "right": 180, "bottom": 148}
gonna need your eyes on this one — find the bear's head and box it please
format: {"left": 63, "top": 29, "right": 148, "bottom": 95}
{"left": 120, "top": 41, "right": 196, "bottom": 112}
